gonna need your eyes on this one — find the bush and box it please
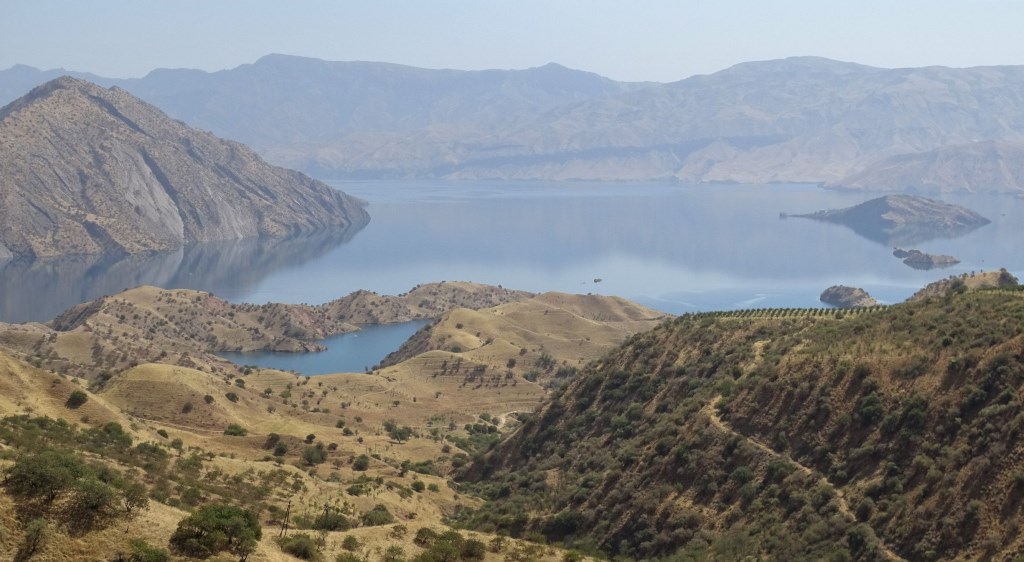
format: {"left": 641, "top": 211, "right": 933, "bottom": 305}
{"left": 361, "top": 504, "right": 395, "bottom": 526}
{"left": 412, "top": 480, "right": 426, "bottom": 493}
{"left": 303, "top": 446, "right": 326, "bottom": 465}
{"left": 342, "top": 534, "right": 360, "bottom": 551}
{"left": 278, "top": 532, "right": 321, "bottom": 560}
{"left": 129, "top": 538, "right": 170, "bottom": 562}
{"left": 181, "top": 402, "right": 193, "bottom": 414}
{"left": 203, "top": 395, "right": 214, "bottom": 405}
{"left": 66, "top": 390, "right": 88, "bottom": 409}
{"left": 225, "top": 392, "right": 239, "bottom": 403}
{"left": 224, "top": 424, "right": 248, "bottom": 436}
{"left": 314, "top": 508, "right": 353, "bottom": 531}
{"left": 353, "top": 454, "right": 370, "bottom": 471}
{"left": 414, "top": 527, "right": 439, "bottom": 546}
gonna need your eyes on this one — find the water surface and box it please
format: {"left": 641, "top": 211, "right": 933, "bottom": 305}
{"left": 3, "top": 181, "right": 1022, "bottom": 323}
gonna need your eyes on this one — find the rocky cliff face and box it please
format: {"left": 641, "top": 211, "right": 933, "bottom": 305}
{"left": 0, "top": 77, "right": 368, "bottom": 258}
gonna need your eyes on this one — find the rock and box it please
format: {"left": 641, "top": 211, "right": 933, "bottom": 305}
{"left": 820, "top": 285, "right": 879, "bottom": 308}
{"left": 899, "top": 250, "right": 960, "bottom": 270}
{"left": 0, "top": 77, "right": 368, "bottom": 258}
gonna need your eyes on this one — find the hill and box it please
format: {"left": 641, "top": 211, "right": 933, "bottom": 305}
{"left": 0, "top": 76, "right": 368, "bottom": 258}
{"left": 0, "top": 285, "right": 662, "bottom": 562}
{"left": 6, "top": 56, "right": 1024, "bottom": 188}
{"left": 456, "top": 278, "right": 1024, "bottom": 561}
{"left": 0, "top": 282, "right": 533, "bottom": 381}
{"left": 793, "top": 194, "right": 990, "bottom": 245}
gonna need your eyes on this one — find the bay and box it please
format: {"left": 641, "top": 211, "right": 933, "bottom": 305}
{"left": 218, "top": 320, "right": 430, "bottom": 376}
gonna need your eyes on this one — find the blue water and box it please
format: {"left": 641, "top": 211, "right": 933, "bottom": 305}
{"left": 2, "top": 181, "right": 1022, "bottom": 324}
{"left": 218, "top": 320, "right": 430, "bottom": 375}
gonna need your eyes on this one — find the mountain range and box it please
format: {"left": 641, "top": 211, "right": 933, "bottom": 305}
{"left": 4, "top": 55, "right": 1024, "bottom": 191}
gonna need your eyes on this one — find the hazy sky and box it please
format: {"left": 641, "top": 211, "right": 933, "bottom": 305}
{"left": 3, "top": 0, "right": 1023, "bottom": 82}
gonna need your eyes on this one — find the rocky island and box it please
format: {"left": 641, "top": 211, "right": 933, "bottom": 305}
{"left": 893, "top": 248, "right": 960, "bottom": 270}
{"left": 819, "top": 285, "right": 879, "bottom": 308}
{"left": 793, "top": 194, "right": 990, "bottom": 246}
{"left": 0, "top": 77, "right": 368, "bottom": 258}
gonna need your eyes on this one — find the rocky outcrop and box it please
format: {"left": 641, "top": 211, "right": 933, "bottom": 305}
{"left": 0, "top": 76, "right": 368, "bottom": 258}
{"left": 794, "top": 194, "right": 989, "bottom": 245}
{"left": 819, "top": 285, "right": 878, "bottom": 308}
{"left": 894, "top": 248, "right": 960, "bottom": 270}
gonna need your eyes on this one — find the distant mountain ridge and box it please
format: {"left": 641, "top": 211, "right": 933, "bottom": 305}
{"left": 4, "top": 55, "right": 1024, "bottom": 191}
{"left": 0, "top": 76, "right": 368, "bottom": 258}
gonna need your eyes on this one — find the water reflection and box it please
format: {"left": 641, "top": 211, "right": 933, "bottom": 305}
{"left": 0, "top": 223, "right": 366, "bottom": 323}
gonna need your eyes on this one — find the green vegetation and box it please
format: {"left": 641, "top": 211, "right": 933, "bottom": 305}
{"left": 454, "top": 288, "right": 1024, "bottom": 561}
{"left": 169, "top": 503, "right": 261, "bottom": 558}
{"left": 65, "top": 389, "right": 88, "bottom": 408}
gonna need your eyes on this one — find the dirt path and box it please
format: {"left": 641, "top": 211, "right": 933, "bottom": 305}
{"left": 702, "top": 396, "right": 907, "bottom": 562}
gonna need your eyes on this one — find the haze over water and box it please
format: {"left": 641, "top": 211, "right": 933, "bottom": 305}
{"left": 2, "top": 181, "right": 1021, "bottom": 324}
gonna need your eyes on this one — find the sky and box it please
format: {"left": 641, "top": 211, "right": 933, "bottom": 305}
{"left": 3, "top": 0, "right": 1024, "bottom": 82}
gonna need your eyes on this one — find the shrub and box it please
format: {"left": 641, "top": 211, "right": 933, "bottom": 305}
{"left": 353, "top": 454, "right": 370, "bottom": 471}
{"left": 203, "top": 395, "right": 214, "bottom": 405}
{"left": 302, "top": 446, "right": 326, "bottom": 465}
{"left": 412, "top": 480, "right": 426, "bottom": 493}
{"left": 277, "top": 532, "right": 321, "bottom": 560}
{"left": 224, "top": 424, "right": 248, "bottom": 436}
{"left": 66, "top": 390, "right": 88, "bottom": 409}
{"left": 181, "top": 402, "right": 193, "bottom": 414}
{"left": 341, "top": 534, "right": 360, "bottom": 551}
{"left": 361, "top": 504, "right": 395, "bottom": 526}
{"left": 414, "top": 527, "right": 439, "bottom": 546}
{"left": 225, "top": 392, "right": 239, "bottom": 403}
{"left": 129, "top": 538, "right": 170, "bottom": 562}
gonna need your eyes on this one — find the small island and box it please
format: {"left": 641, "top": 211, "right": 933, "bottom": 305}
{"left": 820, "top": 285, "right": 879, "bottom": 308}
{"left": 893, "top": 248, "right": 960, "bottom": 270}
{"left": 792, "top": 194, "right": 990, "bottom": 246}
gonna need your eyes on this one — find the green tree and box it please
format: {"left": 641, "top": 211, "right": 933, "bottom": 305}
{"left": 122, "top": 481, "right": 150, "bottom": 515}
{"left": 169, "top": 503, "right": 262, "bottom": 558}
{"left": 4, "top": 449, "right": 86, "bottom": 502}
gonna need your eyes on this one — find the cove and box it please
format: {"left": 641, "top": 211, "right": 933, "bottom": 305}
{"left": 218, "top": 320, "right": 430, "bottom": 375}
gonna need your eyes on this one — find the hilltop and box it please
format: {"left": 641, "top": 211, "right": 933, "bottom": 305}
{"left": 0, "top": 76, "right": 368, "bottom": 258}
{"left": 456, "top": 276, "right": 1024, "bottom": 561}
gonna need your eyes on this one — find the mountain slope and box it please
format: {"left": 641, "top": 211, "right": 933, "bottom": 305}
{"left": 457, "top": 282, "right": 1024, "bottom": 561}
{"left": 0, "top": 76, "right": 368, "bottom": 258}
{"left": 829, "top": 140, "right": 1024, "bottom": 193}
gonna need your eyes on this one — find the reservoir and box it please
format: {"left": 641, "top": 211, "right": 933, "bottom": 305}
{"left": 2, "top": 181, "right": 1022, "bottom": 323}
